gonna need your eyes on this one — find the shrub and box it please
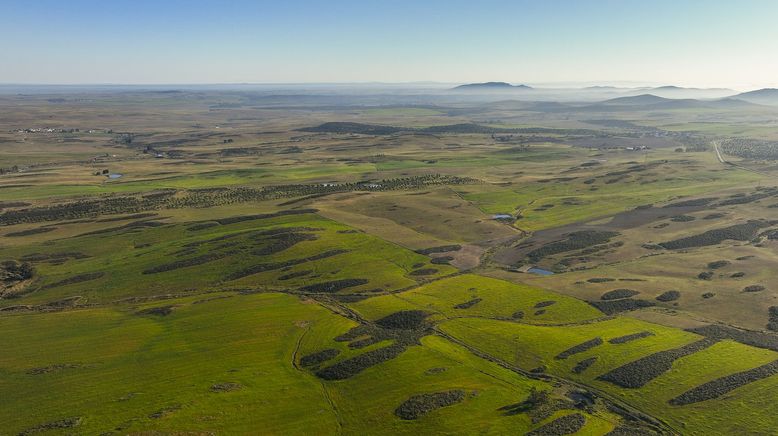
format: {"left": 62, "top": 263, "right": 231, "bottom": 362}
{"left": 689, "top": 324, "right": 778, "bottom": 351}
{"left": 300, "top": 349, "right": 340, "bottom": 367}
{"left": 707, "top": 260, "right": 730, "bottom": 269}
{"left": 572, "top": 357, "right": 597, "bottom": 374}
{"left": 298, "top": 278, "right": 369, "bottom": 293}
{"left": 556, "top": 337, "right": 603, "bottom": 360}
{"left": 589, "top": 298, "right": 655, "bottom": 315}
{"left": 598, "top": 339, "right": 717, "bottom": 388}
{"left": 394, "top": 390, "right": 465, "bottom": 420}
{"left": 527, "top": 413, "right": 586, "bottom": 436}
{"left": 375, "top": 310, "right": 430, "bottom": 330}
{"left": 454, "top": 298, "right": 482, "bottom": 309}
{"left": 656, "top": 290, "right": 681, "bottom": 302}
{"left": 660, "top": 221, "right": 768, "bottom": 250}
{"left": 670, "top": 360, "right": 778, "bottom": 405}
{"left": 743, "top": 285, "right": 765, "bottom": 292}
{"left": 587, "top": 277, "right": 615, "bottom": 283}
{"left": 416, "top": 245, "right": 462, "bottom": 255}
{"left": 609, "top": 331, "right": 654, "bottom": 344}
{"left": 41, "top": 272, "right": 103, "bottom": 289}
{"left": 316, "top": 344, "right": 405, "bottom": 380}
{"left": 527, "top": 230, "right": 619, "bottom": 261}
{"left": 601, "top": 289, "right": 639, "bottom": 300}
{"left": 409, "top": 268, "right": 437, "bottom": 276}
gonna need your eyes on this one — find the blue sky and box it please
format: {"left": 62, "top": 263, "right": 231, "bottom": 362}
{"left": 2, "top": 0, "right": 777, "bottom": 88}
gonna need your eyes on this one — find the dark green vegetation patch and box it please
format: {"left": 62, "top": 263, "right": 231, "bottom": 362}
{"left": 655, "top": 290, "right": 681, "bottom": 302}
{"left": 598, "top": 339, "right": 718, "bottom": 388}
{"left": 298, "top": 278, "right": 369, "bottom": 293}
{"left": 394, "top": 390, "right": 466, "bottom": 420}
{"left": 527, "top": 413, "right": 586, "bottom": 436}
{"left": 415, "top": 245, "right": 462, "bottom": 255}
{"left": 136, "top": 305, "right": 176, "bottom": 316}
{"left": 555, "top": 337, "right": 603, "bottom": 360}
{"left": 18, "top": 417, "right": 82, "bottom": 435}
{"left": 670, "top": 360, "right": 778, "bottom": 406}
{"left": 608, "top": 331, "right": 655, "bottom": 344}
{"left": 278, "top": 270, "right": 311, "bottom": 280}
{"left": 572, "top": 357, "right": 598, "bottom": 374}
{"left": 316, "top": 344, "right": 406, "bottom": 380}
{"left": 20, "top": 252, "right": 89, "bottom": 263}
{"left": 300, "top": 349, "right": 340, "bottom": 367}
{"left": 743, "top": 285, "right": 765, "bottom": 292}
{"left": 5, "top": 227, "right": 56, "bottom": 237}
{"left": 688, "top": 324, "right": 778, "bottom": 352}
{"left": 587, "top": 277, "right": 615, "bottom": 283}
{"left": 600, "top": 289, "right": 639, "bottom": 300}
{"left": 707, "top": 260, "right": 730, "bottom": 269}
{"left": 527, "top": 231, "right": 620, "bottom": 261}
{"left": 210, "top": 382, "right": 242, "bottom": 393}
{"left": 225, "top": 249, "right": 349, "bottom": 281}
{"left": 40, "top": 272, "right": 104, "bottom": 290}
{"left": 717, "top": 191, "right": 775, "bottom": 206}
{"left": 454, "top": 298, "right": 482, "bottom": 309}
{"left": 769, "top": 307, "right": 778, "bottom": 332}
{"left": 142, "top": 251, "right": 236, "bottom": 274}
{"left": 409, "top": 268, "right": 438, "bottom": 276}
{"left": 375, "top": 310, "right": 430, "bottom": 330}
{"left": 663, "top": 197, "right": 717, "bottom": 208}
{"left": 659, "top": 221, "right": 768, "bottom": 250}
{"left": 315, "top": 311, "right": 433, "bottom": 379}
{"left": 430, "top": 256, "right": 453, "bottom": 265}
{"left": 589, "top": 298, "right": 655, "bottom": 315}
{"left": 27, "top": 363, "right": 89, "bottom": 375}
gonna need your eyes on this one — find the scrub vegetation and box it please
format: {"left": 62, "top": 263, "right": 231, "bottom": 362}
{"left": 3, "top": 88, "right": 778, "bottom": 435}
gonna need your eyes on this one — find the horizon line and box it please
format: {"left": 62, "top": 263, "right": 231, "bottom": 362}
{"left": 0, "top": 82, "right": 770, "bottom": 92}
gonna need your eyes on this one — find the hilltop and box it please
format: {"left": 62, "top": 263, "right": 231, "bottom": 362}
{"left": 734, "top": 88, "right": 778, "bottom": 105}
{"left": 452, "top": 82, "right": 533, "bottom": 91}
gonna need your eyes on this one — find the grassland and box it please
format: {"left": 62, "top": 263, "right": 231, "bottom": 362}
{"left": 0, "top": 290, "right": 627, "bottom": 435}
{"left": 348, "top": 274, "right": 603, "bottom": 324}
{"left": 3, "top": 89, "right": 778, "bottom": 434}
{"left": 0, "top": 211, "right": 457, "bottom": 307}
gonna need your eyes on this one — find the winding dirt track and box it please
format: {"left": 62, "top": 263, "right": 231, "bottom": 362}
{"left": 713, "top": 141, "right": 726, "bottom": 163}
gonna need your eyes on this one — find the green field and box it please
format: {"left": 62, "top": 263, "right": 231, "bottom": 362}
{"left": 3, "top": 89, "right": 778, "bottom": 434}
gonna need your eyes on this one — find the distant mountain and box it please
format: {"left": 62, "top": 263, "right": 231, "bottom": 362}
{"left": 452, "top": 82, "right": 532, "bottom": 91}
{"left": 600, "top": 94, "right": 671, "bottom": 105}
{"left": 734, "top": 88, "right": 778, "bottom": 105}
{"left": 580, "top": 94, "right": 763, "bottom": 112}
{"left": 637, "top": 85, "right": 736, "bottom": 99}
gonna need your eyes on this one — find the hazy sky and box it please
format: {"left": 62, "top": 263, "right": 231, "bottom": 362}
{"left": 2, "top": 0, "right": 778, "bottom": 89}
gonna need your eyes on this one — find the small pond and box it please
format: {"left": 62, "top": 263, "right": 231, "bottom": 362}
{"left": 527, "top": 267, "right": 554, "bottom": 276}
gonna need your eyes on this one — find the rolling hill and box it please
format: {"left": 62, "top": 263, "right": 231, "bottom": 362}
{"left": 580, "top": 94, "right": 762, "bottom": 112}
{"left": 452, "top": 82, "right": 533, "bottom": 91}
{"left": 734, "top": 88, "right": 778, "bottom": 106}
